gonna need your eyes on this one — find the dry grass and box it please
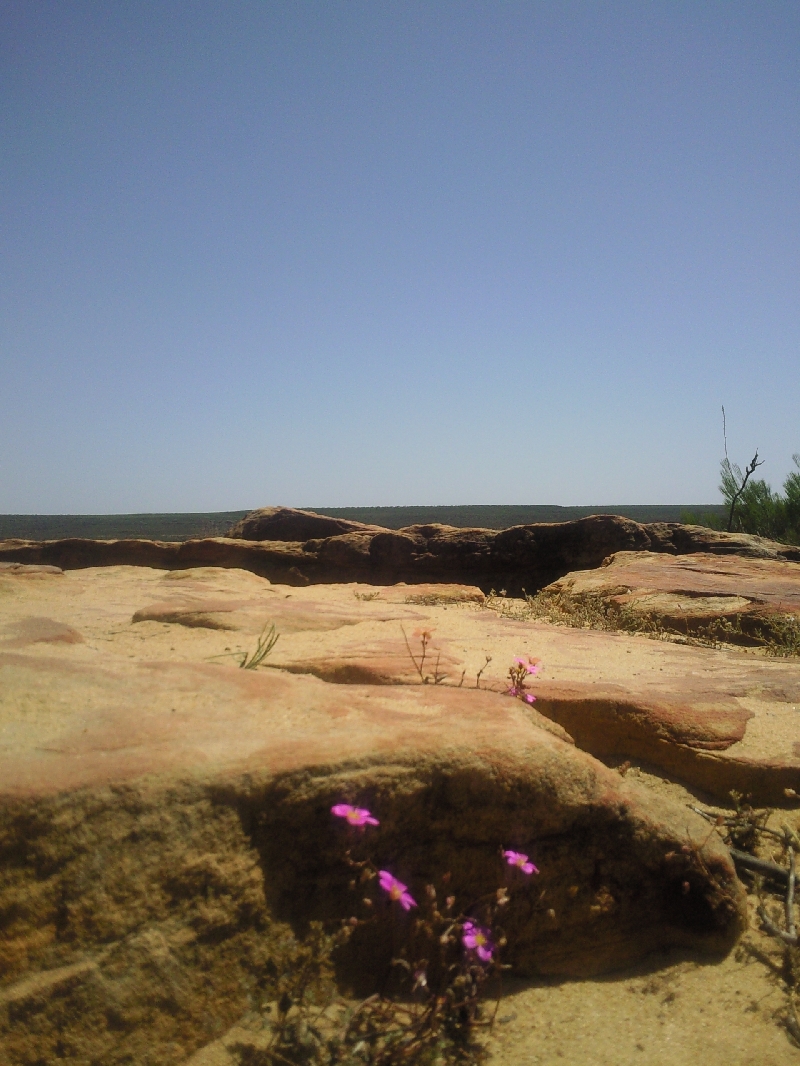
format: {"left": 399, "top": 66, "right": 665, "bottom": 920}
{"left": 484, "top": 590, "right": 800, "bottom": 657}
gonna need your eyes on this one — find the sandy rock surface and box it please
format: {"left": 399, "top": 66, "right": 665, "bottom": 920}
{"left": 3, "top": 563, "right": 799, "bottom": 804}
{"left": 1, "top": 563, "right": 799, "bottom": 1064}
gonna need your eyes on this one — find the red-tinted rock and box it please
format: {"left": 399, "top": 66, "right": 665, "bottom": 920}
{"left": 0, "top": 566, "right": 746, "bottom": 1066}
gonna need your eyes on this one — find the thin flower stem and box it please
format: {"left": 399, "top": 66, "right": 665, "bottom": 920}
{"left": 786, "top": 848, "right": 796, "bottom": 940}
{"left": 401, "top": 625, "right": 427, "bottom": 682}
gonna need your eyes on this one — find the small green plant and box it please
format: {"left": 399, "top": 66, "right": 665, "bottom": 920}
{"left": 208, "top": 623, "right": 280, "bottom": 668}
{"left": 238, "top": 623, "right": 280, "bottom": 669}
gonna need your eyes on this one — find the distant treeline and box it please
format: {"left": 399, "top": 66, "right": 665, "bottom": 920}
{"left": 0, "top": 512, "right": 248, "bottom": 542}
{"left": 0, "top": 505, "right": 727, "bottom": 542}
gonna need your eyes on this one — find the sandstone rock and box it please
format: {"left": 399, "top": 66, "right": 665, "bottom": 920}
{"left": 0, "top": 536, "right": 314, "bottom": 582}
{"left": 0, "top": 566, "right": 747, "bottom": 1065}
{"left": 543, "top": 550, "right": 800, "bottom": 646}
{"left": 648, "top": 522, "right": 800, "bottom": 561}
{"left": 3, "top": 565, "right": 798, "bottom": 804}
{"left": 268, "top": 595, "right": 800, "bottom": 804}
{"left": 0, "top": 562, "right": 63, "bottom": 575}
{"left": 225, "top": 506, "right": 384, "bottom": 541}
{"left": 2, "top": 510, "right": 798, "bottom": 596}
{"left": 1, "top": 616, "right": 84, "bottom": 647}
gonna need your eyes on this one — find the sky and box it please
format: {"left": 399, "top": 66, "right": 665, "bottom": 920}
{"left": 2, "top": 1, "right": 798, "bottom": 513}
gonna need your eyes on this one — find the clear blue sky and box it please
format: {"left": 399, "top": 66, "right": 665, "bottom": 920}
{"left": 2, "top": 1, "right": 798, "bottom": 513}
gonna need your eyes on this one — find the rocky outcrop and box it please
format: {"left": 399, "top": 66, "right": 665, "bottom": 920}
{"left": 542, "top": 549, "right": 800, "bottom": 646}
{"left": 0, "top": 564, "right": 750, "bottom": 1065}
{"left": 224, "top": 506, "right": 385, "bottom": 542}
{"left": 646, "top": 522, "right": 800, "bottom": 560}
{"left": 2, "top": 510, "right": 798, "bottom": 595}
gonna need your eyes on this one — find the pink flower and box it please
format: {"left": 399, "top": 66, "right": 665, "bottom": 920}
{"left": 503, "top": 850, "right": 539, "bottom": 875}
{"left": 514, "top": 656, "right": 541, "bottom": 675}
{"left": 412, "top": 628, "right": 434, "bottom": 642}
{"left": 378, "top": 870, "right": 417, "bottom": 910}
{"left": 331, "top": 804, "right": 379, "bottom": 827}
{"left": 506, "top": 685, "right": 536, "bottom": 703}
{"left": 462, "top": 921, "right": 494, "bottom": 962}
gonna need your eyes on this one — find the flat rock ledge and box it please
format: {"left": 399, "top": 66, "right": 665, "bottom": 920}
{"left": 544, "top": 549, "right": 800, "bottom": 645}
{"left": 2, "top": 507, "right": 798, "bottom": 596}
{"left": 0, "top": 565, "right": 751, "bottom": 1066}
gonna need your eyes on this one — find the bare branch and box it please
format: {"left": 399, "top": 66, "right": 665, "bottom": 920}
{"left": 726, "top": 450, "right": 765, "bottom": 532}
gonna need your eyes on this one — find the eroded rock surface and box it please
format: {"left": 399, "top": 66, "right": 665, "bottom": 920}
{"left": 2, "top": 509, "right": 798, "bottom": 596}
{"left": 0, "top": 565, "right": 751, "bottom": 1065}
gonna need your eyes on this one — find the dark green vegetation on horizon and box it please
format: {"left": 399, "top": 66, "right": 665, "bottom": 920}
{"left": 0, "top": 512, "right": 249, "bottom": 542}
{"left": 0, "top": 505, "right": 728, "bottom": 542}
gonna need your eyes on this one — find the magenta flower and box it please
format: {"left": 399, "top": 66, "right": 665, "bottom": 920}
{"left": 331, "top": 804, "right": 379, "bottom": 827}
{"left": 378, "top": 870, "right": 417, "bottom": 910}
{"left": 514, "top": 656, "right": 541, "bottom": 675}
{"left": 506, "top": 685, "right": 536, "bottom": 703}
{"left": 462, "top": 921, "right": 494, "bottom": 962}
{"left": 503, "top": 850, "right": 539, "bottom": 875}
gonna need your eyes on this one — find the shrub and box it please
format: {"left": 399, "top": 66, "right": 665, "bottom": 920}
{"left": 720, "top": 454, "right": 800, "bottom": 545}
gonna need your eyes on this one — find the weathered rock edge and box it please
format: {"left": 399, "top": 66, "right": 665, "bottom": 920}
{"left": 543, "top": 549, "right": 800, "bottom": 646}
{"left": 2, "top": 509, "right": 797, "bottom": 595}
{"left": 0, "top": 745, "right": 745, "bottom": 1066}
